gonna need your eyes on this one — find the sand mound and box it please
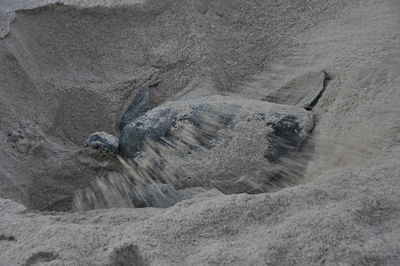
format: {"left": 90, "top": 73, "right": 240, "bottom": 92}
{"left": 0, "top": 0, "right": 399, "bottom": 264}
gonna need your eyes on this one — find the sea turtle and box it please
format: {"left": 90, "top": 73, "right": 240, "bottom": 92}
{"left": 83, "top": 71, "right": 327, "bottom": 203}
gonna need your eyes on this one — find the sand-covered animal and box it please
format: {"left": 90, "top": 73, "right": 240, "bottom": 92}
{"left": 84, "top": 72, "right": 326, "bottom": 201}
{"left": 84, "top": 132, "right": 119, "bottom": 160}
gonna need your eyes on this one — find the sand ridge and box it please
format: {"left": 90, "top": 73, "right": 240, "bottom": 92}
{"left": 0, "top": 0, "right": 399, "bottom": 265}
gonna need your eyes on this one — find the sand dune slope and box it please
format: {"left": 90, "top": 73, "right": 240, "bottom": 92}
{"left": 0, "top": 0, "right": 399, "bottom": 265}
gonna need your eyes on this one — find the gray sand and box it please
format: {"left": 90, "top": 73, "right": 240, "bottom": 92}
{"left": 0, "top": 0, "right": 399, "bottom": 265}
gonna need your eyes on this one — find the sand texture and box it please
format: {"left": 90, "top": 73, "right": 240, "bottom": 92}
{"left": 0, "top": 0, "right": 399, "bottom": 265}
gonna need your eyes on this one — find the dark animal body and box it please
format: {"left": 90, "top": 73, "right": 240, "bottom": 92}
{"left": 83, "top": 71, "right": 326, "bottom": 206}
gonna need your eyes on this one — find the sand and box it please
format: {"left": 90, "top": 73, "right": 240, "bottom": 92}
{"left": 0, "top": 0, "right": 399, "bottom": 265}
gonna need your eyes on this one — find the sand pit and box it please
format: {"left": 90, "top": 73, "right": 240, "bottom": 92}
{"left": 0, "top": 0, "right": 340, "bottom": 211}
{"left": 1, "top": 0, "right": 400, "bottom": 265}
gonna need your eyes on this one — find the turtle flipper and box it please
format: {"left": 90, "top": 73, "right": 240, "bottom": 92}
{"left": 119, "top": 87, "right": 150, "bottom": 130}
{"left": 296, "top": 71, "right": 327, "bottom": 110}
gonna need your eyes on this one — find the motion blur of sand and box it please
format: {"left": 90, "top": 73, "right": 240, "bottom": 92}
{"left": 0, "top": 0, "right": 399, "bottom": 265}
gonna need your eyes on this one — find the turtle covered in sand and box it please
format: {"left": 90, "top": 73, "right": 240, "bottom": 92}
{"left": 84, "top": 71, "right": 327, "bottom": 199}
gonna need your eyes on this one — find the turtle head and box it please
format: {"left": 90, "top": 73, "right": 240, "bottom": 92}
{"left": 84, "top": 132, "right": 119, "bottom": 160}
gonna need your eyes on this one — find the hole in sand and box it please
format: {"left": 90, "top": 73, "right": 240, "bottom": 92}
{"left": 1, "top": 3, "right": 328, "bottom": 212}
{"left": 24, "top": 251, "right": 58, "bottom": 266}
{"left": 107, "top": 244, "right": 147, "bottom": 266}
